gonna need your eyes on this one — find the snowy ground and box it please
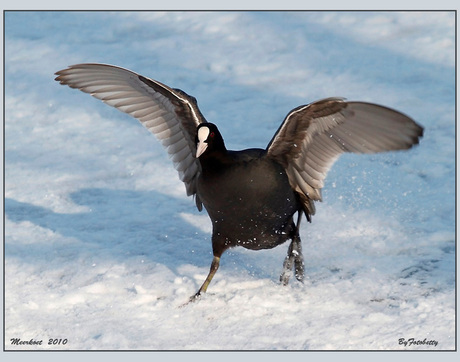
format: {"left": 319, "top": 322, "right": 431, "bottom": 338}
{"left": 3, "top": 11, "right": 456, "bottom": 351}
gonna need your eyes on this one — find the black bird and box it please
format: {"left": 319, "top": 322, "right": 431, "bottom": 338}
{"left": 55, "top": 63, "right": 423, "bottom": 300}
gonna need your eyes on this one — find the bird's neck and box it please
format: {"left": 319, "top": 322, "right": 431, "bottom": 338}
{"left": 199, "top": 149, "right": 232, "bottom": 172}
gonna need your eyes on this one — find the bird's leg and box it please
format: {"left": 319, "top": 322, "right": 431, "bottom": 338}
{"left": 280, "top": 235, "right": 304, "bottom": 285}
{"left": 293, "top": 234, "right": 304, "bottom": 282}
{"left": 280, "top": 240, "right": 295, "bottom": 285}
{"left": 280, "top": 213, "right": 304, "bottom": 285}
{"left": 189, "top": 255, "right": 220, "bottom": 302}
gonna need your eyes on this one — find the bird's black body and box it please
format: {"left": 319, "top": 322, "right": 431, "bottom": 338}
{"left": 197, "top": 145, "right": 301, "bottom": 254}
{"left": 55, "top": 63, "right": 424, "bottom": 302}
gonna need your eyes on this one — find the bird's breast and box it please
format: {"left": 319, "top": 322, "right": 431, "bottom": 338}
{"left": 196, "top": 156, "right": 300, "bottom": 250}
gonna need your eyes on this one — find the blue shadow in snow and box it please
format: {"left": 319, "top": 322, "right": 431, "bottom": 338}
{"left": 5, "top": 188, "right": 212, "bottom": 269}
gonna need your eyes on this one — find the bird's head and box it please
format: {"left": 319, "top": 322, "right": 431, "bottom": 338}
{"left": 195, "top": 123, "right": 225, "bottom": 158}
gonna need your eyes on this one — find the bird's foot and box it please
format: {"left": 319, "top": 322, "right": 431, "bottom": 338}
{"left": 280, "top": 253, "right": 294, "bottom": 285}
{"left": 190, "top": 291, "right": 201, "bottom": 302}
{"left": 280, "top": 243, "right": 304, "bottom": 285}
{"left": 179, "top": 292, "right": 202, "bottom": 308}
{"left": 294, "top": 255, "right": 304, "bottom": 283}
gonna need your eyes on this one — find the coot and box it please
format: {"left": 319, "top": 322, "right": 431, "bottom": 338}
{"left": 55, "top": 63, "right": 423, "bottom": 300}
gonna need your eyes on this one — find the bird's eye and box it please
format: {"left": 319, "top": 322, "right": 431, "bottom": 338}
{"left": 209, "top": 132, "right": 215, "bottom": 138}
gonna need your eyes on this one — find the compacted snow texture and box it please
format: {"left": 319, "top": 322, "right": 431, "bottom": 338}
{"left": 4, "top": 11, "right": 455, "bottom": 350}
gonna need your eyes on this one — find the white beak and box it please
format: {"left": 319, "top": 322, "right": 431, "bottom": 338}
{"left": 196, "top": 141, "right": 208, "bottom": 158}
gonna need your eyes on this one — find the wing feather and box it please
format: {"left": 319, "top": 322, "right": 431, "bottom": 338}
{"left": 55, "top": 63, "right": 206, "bottom": 206}
{"left": 267, "top": 98, "right": 423, "bottom": 218}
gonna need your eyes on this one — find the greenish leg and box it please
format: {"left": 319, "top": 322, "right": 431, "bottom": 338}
{"left": 189, "top": 256, "right": 220, "bottom": 302}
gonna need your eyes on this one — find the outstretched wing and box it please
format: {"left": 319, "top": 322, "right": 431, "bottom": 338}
{"left": 55, "top": 63, "right": 206, "bottom": 208}
{"left": 267, "top": 97, "right": 423, "bottom": 219}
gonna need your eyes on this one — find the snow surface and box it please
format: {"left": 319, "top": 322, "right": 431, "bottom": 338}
{"left": 4, "top": 11, "right": 456, "bottom": 351}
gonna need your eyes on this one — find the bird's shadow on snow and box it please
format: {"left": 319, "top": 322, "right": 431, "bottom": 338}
{"left": 5, "top": 187, "right": 295, "bottom": 285}
{"left": 4, "top": 188, "right": 214, "bottom": 271}
{"left": 4, "top": 188, "right": 455, "bottom": 299}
